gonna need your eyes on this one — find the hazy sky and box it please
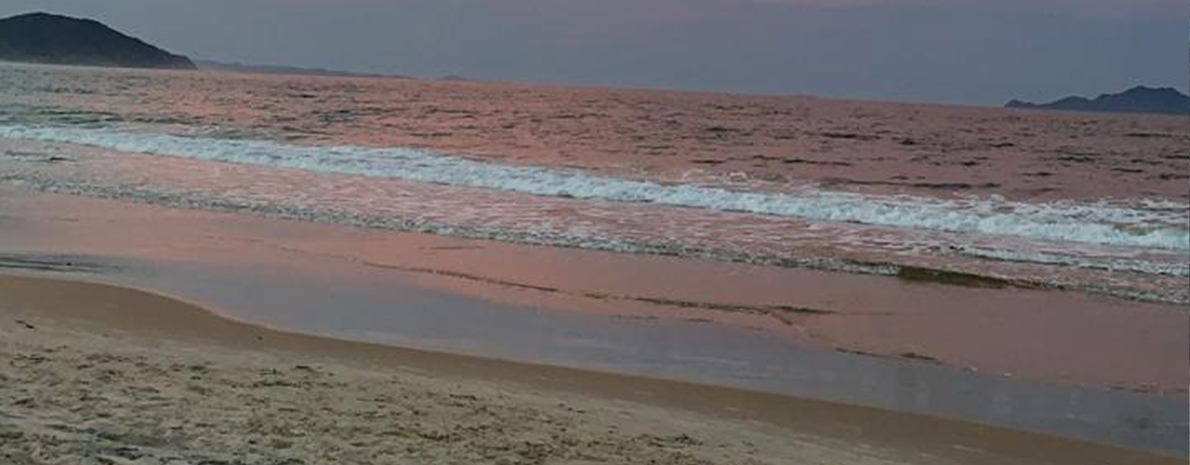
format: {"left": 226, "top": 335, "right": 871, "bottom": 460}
{"left": 3, "top": 0, "right": 1186, "bottom": 104}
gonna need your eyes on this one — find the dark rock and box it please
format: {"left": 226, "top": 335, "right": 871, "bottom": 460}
{"left": 1006, "top": 86, "right": 1188, "bottom": 116}
{"left": 0, "top": 12, "right": 195, "bottom": 70}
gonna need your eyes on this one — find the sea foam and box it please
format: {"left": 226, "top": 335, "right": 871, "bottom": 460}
{"left": 2, "top": 124, "right": 1187, "bottom": 250}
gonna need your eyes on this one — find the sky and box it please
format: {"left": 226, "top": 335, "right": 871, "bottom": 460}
{"left": 2, "top": 0, "right": 1186, "bottom": 105}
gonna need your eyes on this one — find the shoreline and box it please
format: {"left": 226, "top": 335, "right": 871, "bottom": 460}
{"left": 1, "top": 274, "right": 1182, "bottom": 464}
{"left": 8, "top": 174, "right": 1185, "bottom": 307}
{"left": 3, "top": 145, "right": 1187, "bottom": 307}
{"left": 2, "top": 62, "right": 1187, "bottom": 311}
{"left": 1, "top": 185, "right": 1187, "bottom": 456}
{"left": 1, "top": 185, "right": 1185, "bottom": 397}
{"left": 2, "top": 58, "right": 1186, "bottom": 464}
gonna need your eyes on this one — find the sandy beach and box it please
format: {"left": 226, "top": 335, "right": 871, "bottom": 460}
{"left": 1, "top": 186, "right": 1186, "bottom": 399}
{"left": 1, "top": 274, "right": 1180, "bottom": 465}
{"left": 0, "top": 61, "right": 1186, "bottom": 464}
{"left": 0, "top": 4, "right": 1187, "bottom": 464}
{"left": 1, "top": 184, "right": 1187, "bottom": 457}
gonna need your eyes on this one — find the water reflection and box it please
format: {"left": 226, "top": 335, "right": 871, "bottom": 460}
{"left": 105, "top": 255, "right": 1187, "bottom": 456}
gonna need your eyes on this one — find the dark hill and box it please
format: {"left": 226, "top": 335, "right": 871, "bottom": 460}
{"left": 0, "top": 12, "right": 195, "bottom": 70}
{"left": 1006, "top": 86, "right": 1188, "bottom": 116}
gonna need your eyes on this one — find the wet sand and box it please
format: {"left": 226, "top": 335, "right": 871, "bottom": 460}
{"left": 1, "top": 185, "right": 1188, "bottom": 456}
{"left": 0, "top": 274, "right": 1181, "bottom": 465}
{"left": 0, "top": 185, "right": 1185, "bottom": 397}
{"left": 1, "top": 63, "right": 1187, "bottom": 463}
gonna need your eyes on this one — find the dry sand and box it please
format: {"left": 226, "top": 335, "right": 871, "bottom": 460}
{"left": 0, "top": 275, "right": 1178, "bottom": 465}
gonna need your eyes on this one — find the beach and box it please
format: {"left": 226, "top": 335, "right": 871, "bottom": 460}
{"left": 1, "top": 61, "right": 1187, "bottom": 463}
{"left": 0, "top": 185, "right": 1187, "bottom": 463}
{"left": 2, "top": 185, "right": 1186, "bottom": 401}
{"left": 1, "top": 275, "right": 1179, "bottom": 465}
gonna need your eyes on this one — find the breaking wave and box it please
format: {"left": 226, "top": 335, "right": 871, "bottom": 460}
{"left": 2, "top": 124, "right": 1187, "bottom": 250}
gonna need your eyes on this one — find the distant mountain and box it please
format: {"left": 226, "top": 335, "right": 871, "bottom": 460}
{"left": 0, "top": 12, "right": 195, "bottom": 70}
{"left": 1007, "top": 86, "right": 1188, "bottom": 116}
{"left": 195, "top": 59, "right": 408, "bottom": 79}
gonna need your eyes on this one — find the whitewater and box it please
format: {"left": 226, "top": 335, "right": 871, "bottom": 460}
{"left": 2, "top": 124, "right": 1186, "bottom": 251}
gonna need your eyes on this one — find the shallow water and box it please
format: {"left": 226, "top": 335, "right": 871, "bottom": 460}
{"left": 1, "top": 62, "right": 1188, "bottom": 303}
{"left": 2, "top": 62, "right": 1188, "bottom": 455}
{"left": 139, "top": 257, "right": 1190, "bottom": 457}
{"left": 1, "top": 186, "right": 1186, "bottom": 456}
{"left": 5, "top": 245, "right": 1188, "bottom": 456}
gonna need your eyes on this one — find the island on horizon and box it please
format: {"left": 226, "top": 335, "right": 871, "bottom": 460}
{"left": 0, "top": 12, "right": 195, "bottom": 70}
{"left": 194, "top": 59, "right": 411, "bottom": 80}
{"left": 1006, "top": 86, "right": 1189, "bottom": 116}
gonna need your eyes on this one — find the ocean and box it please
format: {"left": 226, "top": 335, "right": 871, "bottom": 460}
{"left": 1, "top": 62, "right": 1188, "bottom": 304}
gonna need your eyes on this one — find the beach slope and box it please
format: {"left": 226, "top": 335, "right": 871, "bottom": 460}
{"left": 0, "top": 275, "right": 1177, "bottom": 465}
